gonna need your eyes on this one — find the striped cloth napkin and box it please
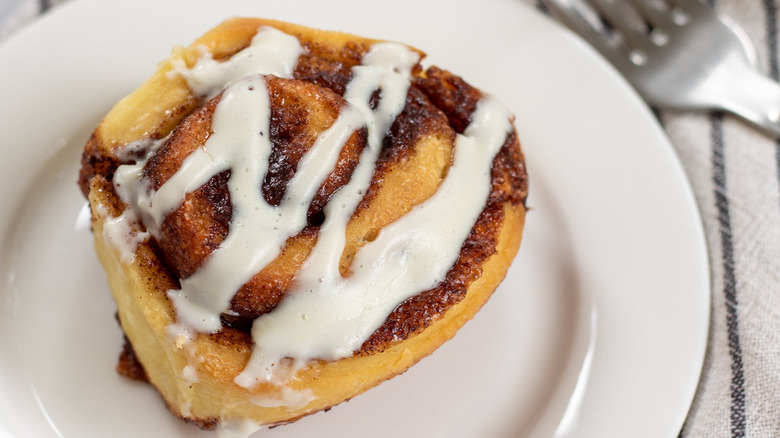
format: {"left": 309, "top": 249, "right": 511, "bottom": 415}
{"left": 2, "top": 0, "right": 779, "bottom": 437}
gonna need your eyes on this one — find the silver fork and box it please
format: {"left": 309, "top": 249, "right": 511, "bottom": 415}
{"left": 541, "top": 0, "right": 780, "bottom": 138}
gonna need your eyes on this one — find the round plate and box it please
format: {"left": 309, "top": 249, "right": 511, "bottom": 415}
{"left": 0, "top": 0, "right": 710, "bottom": 437}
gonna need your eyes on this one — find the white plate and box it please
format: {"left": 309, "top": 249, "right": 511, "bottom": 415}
{"left": 0, "top": 0, "right": 710, "bottom": 437}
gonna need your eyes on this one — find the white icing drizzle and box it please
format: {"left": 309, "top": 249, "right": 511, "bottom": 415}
{"left": 95, "top": 202, "right": 150, "bottom": 265}
{"left": 113, "top": 137, "right": 162, "bottom": 162}
{"left": 105, "top": 25, "right": 514, "bottom": 414}
{"left": 182, "top": 364, "right": 199, "bottom": 384}
{"left": 215, "top": 419, "right": 265, "bottom": 438}
{"left": 249, "top": 385, "right": 314, "bottom": 409}
{"left": 102, "top": 137, "right": 170, "bottom": 262}
{"left": 236, "top": 97, "right": 510, "bottom": 387}
{"left": 162, "top": 76, "right": 368, "bottom": 333}
{"left": 172, "top": 26, "right": 303, "bottom": 99}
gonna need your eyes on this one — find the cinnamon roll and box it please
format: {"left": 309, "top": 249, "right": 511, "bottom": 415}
{"left": 79, "top": 18, "right": 528, "bottom": 435}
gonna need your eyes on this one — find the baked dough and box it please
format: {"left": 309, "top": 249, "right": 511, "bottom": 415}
{"left": 79, "top": 17, "right": 528, "bottom": 434}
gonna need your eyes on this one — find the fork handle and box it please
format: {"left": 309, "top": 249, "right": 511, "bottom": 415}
{"left": 719, "top": 65, "right": 780, "bottom": 139}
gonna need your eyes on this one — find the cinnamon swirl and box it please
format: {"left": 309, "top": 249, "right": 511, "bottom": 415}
{"left": 79, "top": 17, "right": 528, "bottom": 435}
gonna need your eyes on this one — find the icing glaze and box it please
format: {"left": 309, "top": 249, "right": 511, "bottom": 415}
{"left": 107, "top": 25, "right": 512, "bottom": 410}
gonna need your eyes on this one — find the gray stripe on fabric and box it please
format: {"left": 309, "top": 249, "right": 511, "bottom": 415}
{"left": 705, "top": 1, "right": 747, "bottom": 433}
{"left": 711, "top": 111, "right": 746, "bottom": 438}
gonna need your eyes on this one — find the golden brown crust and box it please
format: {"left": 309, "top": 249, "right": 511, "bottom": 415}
{"left": 117, "top": 336, "right": 148, "bottom": 382}
{"left": 81, "top": 16, "right": 528, "bottom": 430}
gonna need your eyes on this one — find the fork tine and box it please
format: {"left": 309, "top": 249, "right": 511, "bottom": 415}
{"left": 668, "top": 0, "right": 712, "bottom": 15}
{"left": 586, "top": 0, "right": 654, "bottom": 51}
{"left": 541, "top": 0, "right": 635, "bottom": 71}
{"left": 625, "top": 0, "right": 677, "bottom": 29}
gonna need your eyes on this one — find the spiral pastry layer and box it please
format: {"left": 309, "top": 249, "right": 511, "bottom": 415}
{"left": 79, "top": 17, "right": 528, "bottom": 434}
